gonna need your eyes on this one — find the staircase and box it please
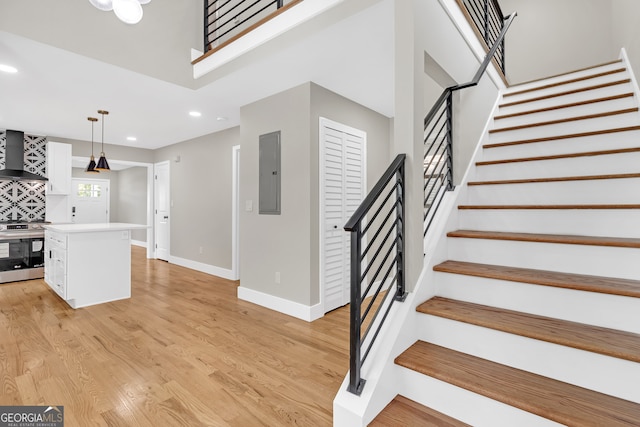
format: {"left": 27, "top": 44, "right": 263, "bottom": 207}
{"left": 370, "top": 57, "right": 640, "bottom": 426}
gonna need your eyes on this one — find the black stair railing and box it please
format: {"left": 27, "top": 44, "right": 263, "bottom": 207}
{"left": 344, "top": 153, "right": 407, "bottom": 395}
{"left": 423, "top": 11, "right": 516, "bottom": 237}
{"left": 344, "top": 9, "right": 516, "bottom": 396}
{"left": 461, "top": 0, "right": 508, "bottom": 73}
{"left": 204, "top": 0, "right": 289, "bottom": 52}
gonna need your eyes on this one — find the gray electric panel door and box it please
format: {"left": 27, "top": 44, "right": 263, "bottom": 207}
{"left": 259, "top": 131, "right": 281, "bottom": 215}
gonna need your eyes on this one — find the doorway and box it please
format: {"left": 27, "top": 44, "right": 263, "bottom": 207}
{"left": 154, "top": 161, "right": 170, "bottom": 261}
{"left": 70, "top": 178, "right": 110, "bottom": 224}
{"left": 319, "top": 118, "right": 366, "bottom": 314}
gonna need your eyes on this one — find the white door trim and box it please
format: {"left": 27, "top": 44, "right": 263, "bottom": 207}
{"left": 232, "top": 145, "right": 240, "bottom": 281}
{"left": 319, "top": 117, "right": 367, "bottom": 315}
{"left": 154, "top": 160, "right": 171, "bottom": 260}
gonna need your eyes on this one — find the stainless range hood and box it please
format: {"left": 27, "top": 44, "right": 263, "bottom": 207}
{"left": 0, "top": 130, "right": 48, "bottom": 181}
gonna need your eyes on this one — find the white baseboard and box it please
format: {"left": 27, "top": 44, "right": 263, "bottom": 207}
{"left": 238, "top": 286, "right": 323, "bottom": 322}
{"left": 131, "top": 240, "right": 147, "bottom": 248}
{"left": 168, "top": 255, "right": 235, "bottom": 281}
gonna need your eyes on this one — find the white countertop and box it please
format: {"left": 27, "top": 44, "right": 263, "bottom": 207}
{"left": 44, "top": 223, "right": 149, "bottom": 233}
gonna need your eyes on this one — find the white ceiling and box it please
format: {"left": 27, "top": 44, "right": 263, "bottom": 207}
{"left": 0, "top": 0, "right": 394, "bottom": 150}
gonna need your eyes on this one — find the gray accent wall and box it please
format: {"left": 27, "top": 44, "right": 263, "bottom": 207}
{"left": 117, "top": 167, "right": 148, "bottom": 242}
{"left": 154, "top": 127, "right": 240, "bottom": 270}
{"left": 240, "top": 83, "right": 312, "bottom": 305}
{"left": 240, "top": 82, "right": 391, "bottom": 307}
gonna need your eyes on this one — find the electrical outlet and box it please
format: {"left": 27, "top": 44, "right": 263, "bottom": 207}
{"left": 199, "top": 246, "right": 203, "bottom": 254}
{"left": 275, "top": 272, "right": 281, "bottom": 284}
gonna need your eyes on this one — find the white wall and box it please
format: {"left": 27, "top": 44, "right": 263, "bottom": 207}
{"left": 611, "top": 0, "right": 640, "bottom": 78}
{"left": 0, "top": 0, "right": 201, "bottom": 87}
{"left": 500, "top": 0, "right": 615, "bottom": 83}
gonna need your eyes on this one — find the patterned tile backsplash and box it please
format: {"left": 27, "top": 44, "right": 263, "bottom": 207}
{"left": 0, "top": 132, "right": 47, "bottom": 222}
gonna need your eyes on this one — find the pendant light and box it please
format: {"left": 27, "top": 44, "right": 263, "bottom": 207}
{"left": 86, "top": 117, "right": 100, "bottom": 173}
{"left": 96, "top": 110, "right": 111, "bottom": 171}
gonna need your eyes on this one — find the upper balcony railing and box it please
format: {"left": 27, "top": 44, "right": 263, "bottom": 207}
{"left": 203, "top": 0, "right": 300, "bottom": 53}
{"left": 458, "top": 0, "right": 508, "bottom": 73}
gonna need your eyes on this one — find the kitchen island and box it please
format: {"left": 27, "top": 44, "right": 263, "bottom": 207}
{"left": 44, "top": 223, "right": 149, "bottom": 309}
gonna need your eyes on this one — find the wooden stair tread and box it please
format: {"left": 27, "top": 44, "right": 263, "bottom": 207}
{"left": 476, "top": 146, "right": 640, "bottom": 166}
{"left": 509, "top": 59, "right": 623, "bottom": 87}
{"left": 395, "top": 341, "right": 640, "bottom": 426}
{"left": 418, "top": 297, "right": 640, "bottom": 363}
{"left": 458, "top": 204, "right": 640, "bottom": 209}
{"left": 483, "top": 125, "right": 640, "bottom": 149}
{"left": 370, "top": 395, "right": 470, "bottom": 427}
{"left": 433, "top": 260, "right": 640, "bottom": 298}
{"left": 489, "top": 108, "right": 638, "bottom": 133}
{"left": 494, "top": 93, "right": 635, "bottom": 120}
{"left": 446, "top": 229, "right": 640, "bottom": 248}
{"left": 500, "top": 79, "right": 632, "bottom": 108}
{"left": 468, "top": 172, "right": 640, "bottom": 186}
{"left": 503, "top": 68, "right": 627, "bottom": 98}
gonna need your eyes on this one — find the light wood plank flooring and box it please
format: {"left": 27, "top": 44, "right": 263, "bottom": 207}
{"left": 0, "top": 246, "right": 350, "bottom": 426}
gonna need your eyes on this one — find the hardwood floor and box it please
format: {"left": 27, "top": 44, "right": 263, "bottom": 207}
{"left": 0, "top": 246, "right": 350, "bottom": 426}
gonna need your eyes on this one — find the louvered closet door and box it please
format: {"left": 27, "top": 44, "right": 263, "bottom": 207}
{"left": 321, "top": 118, "right": 366, "bottom": 314}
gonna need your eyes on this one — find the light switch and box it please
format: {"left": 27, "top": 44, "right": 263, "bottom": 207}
{"left": 245, "top": 200, "right": 253, "bottom": 212}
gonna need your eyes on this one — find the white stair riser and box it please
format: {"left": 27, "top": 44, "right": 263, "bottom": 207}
{"left": 416, "top": 315, "right": 640, "bottom": 403}
{"left": 474, "top": 151, "right": 640, "bottom": 181}
{"left": 447, "top": 238, "right": 640, "bottom": 280}
{"left": 480, "top": 130, "right": 640, "bottom": 161}
{"left": 396, "top": 366, "right": 563, "bottom": 427}
{"left": 434, "top": 272, "right": 640, "bottom": 334}
{"left": 501, "top": 73, "right": 631, "bottom": 105}
{"left": 503, "top": 63, "right": 626, "bottom": 95}
{"left": 499, "top": 84, "right": 634, "bottom": 115}
{"left": 487, "top": 113, "right": 640, "bottom": 145}
{"left": 493, "top": 95, "right": 637, "bottom": 129}
{"left": 466, "top": 178, "right": 640, "bottom": 205}
{"left": 457, "top": 209, "right": 640, "bottom": 238}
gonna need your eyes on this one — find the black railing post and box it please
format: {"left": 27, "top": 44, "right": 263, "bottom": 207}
{"left": 348, "top": 226, "right": 365, "bottom": 395}
{"left": 445, "top": 92, "right": 454, "bottom": 190}
{"left": 277, "top": 0, "right": 284, "bottom": 8}
{"left": 204, "top": 0, "right": 210, "bottom": 52}
{"left": 483, "top": 0, "right": 490, "bottom": 45}
{"left": 394, "top": 164, "right": 407, "bottom": 302}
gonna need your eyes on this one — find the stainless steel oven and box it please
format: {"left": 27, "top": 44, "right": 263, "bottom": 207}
{"left": 0, "top": 222, "right": 46, "bottom": 283}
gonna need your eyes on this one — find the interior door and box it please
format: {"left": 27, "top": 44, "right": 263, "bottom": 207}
{"left": 70, "top": 178, "right": 109, "bottom": 224}
{"left": 154, "top": 161, "right": 170, "bottom": 261}
{"left": 320, "top": 118, "right": 366, "bottom": 313}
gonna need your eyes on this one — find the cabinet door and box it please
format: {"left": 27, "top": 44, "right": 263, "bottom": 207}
{"left": 46, "top": 142, "right": 72, "bottom": 195}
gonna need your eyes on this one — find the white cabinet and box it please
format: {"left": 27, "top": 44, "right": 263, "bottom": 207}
{"left": 46, "top": 141, "right": 71, "bottom": 195}
{"left": 44, "top": 223, "right": 147, "bottom": 309}
{"left": 44, "top": 231, "right": 67, "bottom": 300}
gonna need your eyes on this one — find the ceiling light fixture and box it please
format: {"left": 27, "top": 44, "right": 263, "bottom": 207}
{"left": 88, "top": 0, "right": 150, "bottom": 24}
{"left": 189, "top": 111, "right": 202, "bottom": 117}
{"left": 0, "top": 64, "right": 18, "bottom": 74}
{"left": 126, "top": 136, "right": 137, "bottom": 141}
{"left": 96, "top": 110, "right": 111, "bottom": 171}
{"left": 86, "top": 117, "right": 100, "bottom": 173}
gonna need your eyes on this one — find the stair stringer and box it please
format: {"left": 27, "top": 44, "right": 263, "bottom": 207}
{"left": 333, "top": 91, "right": 502, "bottom": 426}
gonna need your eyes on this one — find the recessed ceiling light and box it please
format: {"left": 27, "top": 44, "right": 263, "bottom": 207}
{"left": 127, "top": 136, "right": 137, "bottom": 141}
{"left": 189, "top": 111, "right": 202, "bottom": 117}
{"left": 216, "top": 116, "right": 228, "bottom": 121}
{"left": 0, "top": 64, "right": 18, "bottom": 74}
